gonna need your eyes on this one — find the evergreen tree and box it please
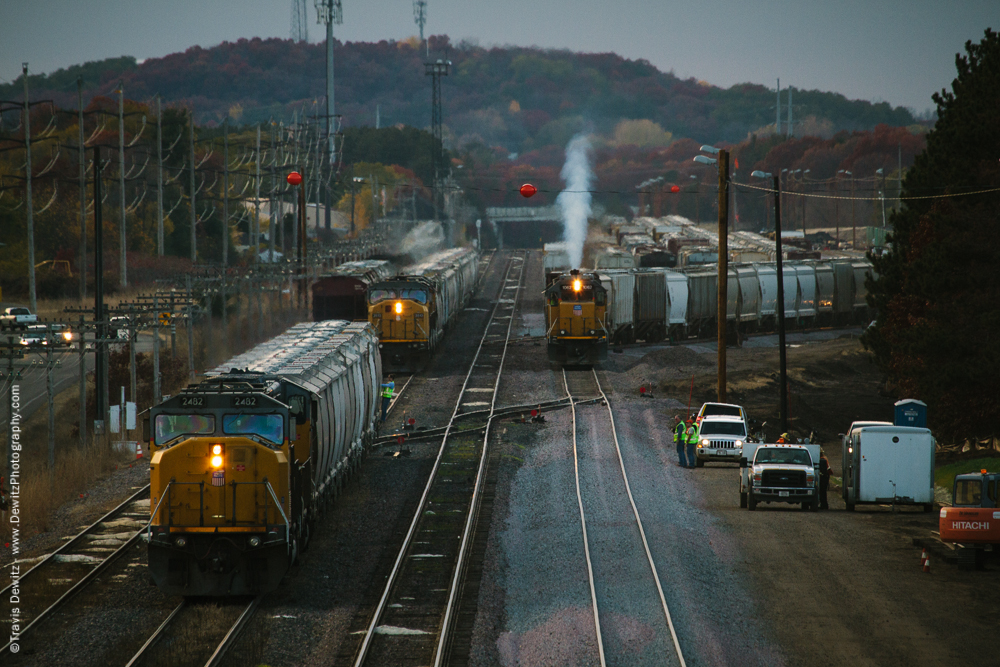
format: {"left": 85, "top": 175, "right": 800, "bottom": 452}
{"left": 863, "top": 29, "right": 1000, "bottom": 442}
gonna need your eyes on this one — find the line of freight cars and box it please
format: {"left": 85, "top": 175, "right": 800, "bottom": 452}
{"left": 367, "top": 246, "right": 479, "bottom": 372}
{"left": 146, "top": 321, "right": 381, "bottom": 596}
{"left": 596, "top": 259, "right": 873, "bottom": 344}
{"left": 310, "top": 247, "right": 480, "bottom": 372}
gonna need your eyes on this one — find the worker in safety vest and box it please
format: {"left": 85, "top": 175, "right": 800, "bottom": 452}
{"left": 380, "top": 375, "right": 395, "bottom": 423}
{"left": 777, "top": 432, "right": 789, "bottom": 444}
{"left": 685, "top": 420, "right": 698, "bottom": 469}
{"left": 673, "top": 415, "right": 688, "bottom": 467}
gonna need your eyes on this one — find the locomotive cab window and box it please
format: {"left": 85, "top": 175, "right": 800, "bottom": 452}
{"left": 399, "top": 289, "right": 428, "bottom": 304}
{"left": 154, "top": 414, "right": 215, "bottom": 445}
{"left": 595, "top": 291, "right": 606, "bottom": 306}
{"left": 223, "top": 414, "right": 284, "bottom": 445}
{"left": 369, "top": 289, "right": 396, "bottom": 304}
{"left": 288, "top": 395, "right": 307, "bottom": 424}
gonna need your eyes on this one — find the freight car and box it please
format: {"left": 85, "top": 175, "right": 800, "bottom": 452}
{"left": 545, "top": 268, "right": 609, "bottom": 364}
{"left": 313, "top": 259, "right": 397, "bottom": 322}
{"left": 367, "top": 246, "right": 478, "bottom": 372}
{"left": 591, "top": 259, "right": 873, "bottom": 344}
{"left": 146, "top": 321, "right": 380, "bottom": 596}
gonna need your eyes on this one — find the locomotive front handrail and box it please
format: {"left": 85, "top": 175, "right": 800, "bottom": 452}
{"left": 148, "top": 480, "right": 289, "bottom": 536}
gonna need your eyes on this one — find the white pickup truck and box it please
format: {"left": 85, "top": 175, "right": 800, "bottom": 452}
{"left": 1, "top": 306, "right": 37, "bottom": 330}
{"left": 740, "top": 443, "right": 820, "bottom": 511}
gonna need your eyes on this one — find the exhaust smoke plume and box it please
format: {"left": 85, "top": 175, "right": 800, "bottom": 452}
{"left": 556, "top": 134, "right": 593, "bottom": 269}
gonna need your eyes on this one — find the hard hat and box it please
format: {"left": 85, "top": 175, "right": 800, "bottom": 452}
{"left": 781, "top": 433, "right": 789, "bottom": 439}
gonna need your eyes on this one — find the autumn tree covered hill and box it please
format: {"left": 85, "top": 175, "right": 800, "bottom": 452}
{"left": 3, "top": 35, "right": 918, "bottom": 155}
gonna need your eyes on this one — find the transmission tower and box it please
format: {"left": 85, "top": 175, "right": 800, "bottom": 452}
{"left": 291, "top": 0, "right": 309, "bottom": 42}
{"left": 413, "top": 1, "right": 428, "bottom": 56}
{"left": 425, "top": 59, "right": 450, "bottom": 219}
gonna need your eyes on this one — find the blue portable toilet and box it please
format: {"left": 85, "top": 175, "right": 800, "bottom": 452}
{"left": 894, "top": 399, "right": 927, "bottom": 428}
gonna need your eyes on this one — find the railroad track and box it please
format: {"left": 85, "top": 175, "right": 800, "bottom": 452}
{"left": 563, "top": 368, "right": 687, "bottom": 667}
{"left": 349, "top": 251, "right": 526, "bottom": 667}
{"left": 0, "top": 485, "right": 150, "bottom": 656}
{"left": 125, "top": 596, "right": 261, "bottom": 667}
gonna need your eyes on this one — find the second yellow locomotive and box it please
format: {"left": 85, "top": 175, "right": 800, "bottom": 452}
{"left": 544, "top": 268, "right": 609, "bottom": 364}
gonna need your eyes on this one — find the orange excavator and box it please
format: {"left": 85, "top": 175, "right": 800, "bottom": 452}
{"left": 939, "top": 469, "right": 1000, "bottom": 569}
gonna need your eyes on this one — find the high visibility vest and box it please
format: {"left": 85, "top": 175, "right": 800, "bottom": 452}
{"left": 686, "top": 426, "right": 698, "bottom": 445}
{"left": 674, "top": 421, "right": 686, "bottom": 444}
{"left": 381, "top": 383, "right": 394, "bottom": 399}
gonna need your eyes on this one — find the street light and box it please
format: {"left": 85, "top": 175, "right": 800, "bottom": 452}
{"left": 751, "top": 169, "right": 788, "bottom": 435}
{"left": 876, "top": 168, "right": 886, "bottom": 227}
{"left": 693, "top": 155, "right": 717, "bottom": 166}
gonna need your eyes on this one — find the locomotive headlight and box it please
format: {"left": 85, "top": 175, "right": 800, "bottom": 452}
{"left": 210, "top": 444, "right": 225, "bottom": 469}
{"left": 395, "top": 301, "right": 403, "bottom": 314}
{"left": 573, "top": 279, "right": 582, "bottom": 292}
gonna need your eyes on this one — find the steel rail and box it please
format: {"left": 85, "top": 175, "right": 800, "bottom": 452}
{"left": 352, "top": 251, "right": 524, "bottom": 667}
{"left": 0, "top": 483, "right": 150, "bottom": 598}
{"left": 124, "top": 600, "right": 187, "bottom": 667}
{"left": 563, "top": 369, "right": 608, "bottom": 667}
{"left": 0, "top": 491, "right": 150, "bottom": 655}
{"left": 567, "top": 368, "right": 688, "bottom": 667}
{"left": 203, "top": 596, "right": 262, "bottom": 667}
{"left": 434, "top": 250, "right": 525, "bottom": 666}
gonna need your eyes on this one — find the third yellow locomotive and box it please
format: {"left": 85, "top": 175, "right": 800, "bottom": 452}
{"left": 544, "top": 268, "right": 608, "bottom": 364}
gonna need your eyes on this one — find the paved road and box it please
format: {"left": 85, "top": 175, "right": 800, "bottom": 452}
{"left": 0, "top": 331, "right": 156, "bottom": 432}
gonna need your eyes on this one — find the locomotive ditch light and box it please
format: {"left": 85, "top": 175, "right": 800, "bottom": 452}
{"left": 174, "top": 536, "right": 188, "bottom": 548}
{"left": 248, "top": 536, "right": 261, "bottom": 548}
{"left": 395, "top": 301, "right": 403, "bottom": 314}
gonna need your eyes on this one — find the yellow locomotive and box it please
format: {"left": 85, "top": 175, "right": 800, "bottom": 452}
{"left": 367, "top": 247, "right": 478, "bottom": 372}
{"left": 146, "top": 321, "right": 380, "bottom": 596}
{"left": 544, "top": 269, "right": 609, "bottom": 364}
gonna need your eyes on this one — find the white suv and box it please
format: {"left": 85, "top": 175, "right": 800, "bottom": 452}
{"left": 694, "top": 415, "right": 747, "bottom": 466}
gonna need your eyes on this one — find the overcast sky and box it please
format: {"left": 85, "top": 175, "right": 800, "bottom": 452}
{"left": 1, "top": 0, "right": 995, "bottom": 114}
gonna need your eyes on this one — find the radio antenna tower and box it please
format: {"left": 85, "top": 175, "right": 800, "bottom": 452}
{"left": 413, "top": 1, "right": 428, "bottom": 57}
{"left": 291, "top": 0, "right": 309, "bottom": 42}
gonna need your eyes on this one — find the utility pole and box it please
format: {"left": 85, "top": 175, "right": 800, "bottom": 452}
{"left": 189, "top": 110, "right": 197, "bottom": 262}
{"left": 156, "top": 95, "right": 164, "bottom": 256}
{"left": 786, "top": 87, "right": 793, "bottom": 138}
{"left": 254, "top": 124, "right": 262, "bottom": 262}
{"left": 23, "top": 63, "right": 37, "bottom": 312}
{"left": 153, "top": 295, "right": 160, "bottom": 405}
{"left": 716, "top": 149, "right": 729, "bottom": 403}
{"left": 78, "top": 78, "right": 87, "bottom": 301}
{"left": 269, "top": 121, "right": 277, "bottom": 263}
{"left": 46, "top": 325, "right": 55, "bottom": 487}
{"left": 94, "top": 145, "right": 107, "bottom": 435}
{"left": 223, "top": 118, "right": 229, "bottom": 268}
{"left": 775, "top": 78, "right": 781, "bottom": 136}
{"left": 773, "top": 175, "right": 788, "bottom": 434}
{"left": 851, "top": 173, "right": 856, "bottom": 249}
{"left": 78, "top": 314, "right": 86, "bottom": 448}
{"left": 118, "top": 80, "right": 127, "bottom": 288}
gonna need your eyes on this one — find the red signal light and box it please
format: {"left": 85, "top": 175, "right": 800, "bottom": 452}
{"left": 519, "top": 183, "right": 537, "bottom": 198}
{"left": 286, "top": 171, "right": 303, "bottom": 186}
{"left": 670, "top": 185, "right": 680, "bottom": 193}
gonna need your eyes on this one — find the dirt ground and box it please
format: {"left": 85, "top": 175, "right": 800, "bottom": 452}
{"left": 592, "top": 333, "right": 1000, "bottom": 666}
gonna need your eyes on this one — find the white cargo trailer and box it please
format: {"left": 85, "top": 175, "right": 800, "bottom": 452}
{"left": 841, "top": 425, "right": 935, "bottom": 512}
